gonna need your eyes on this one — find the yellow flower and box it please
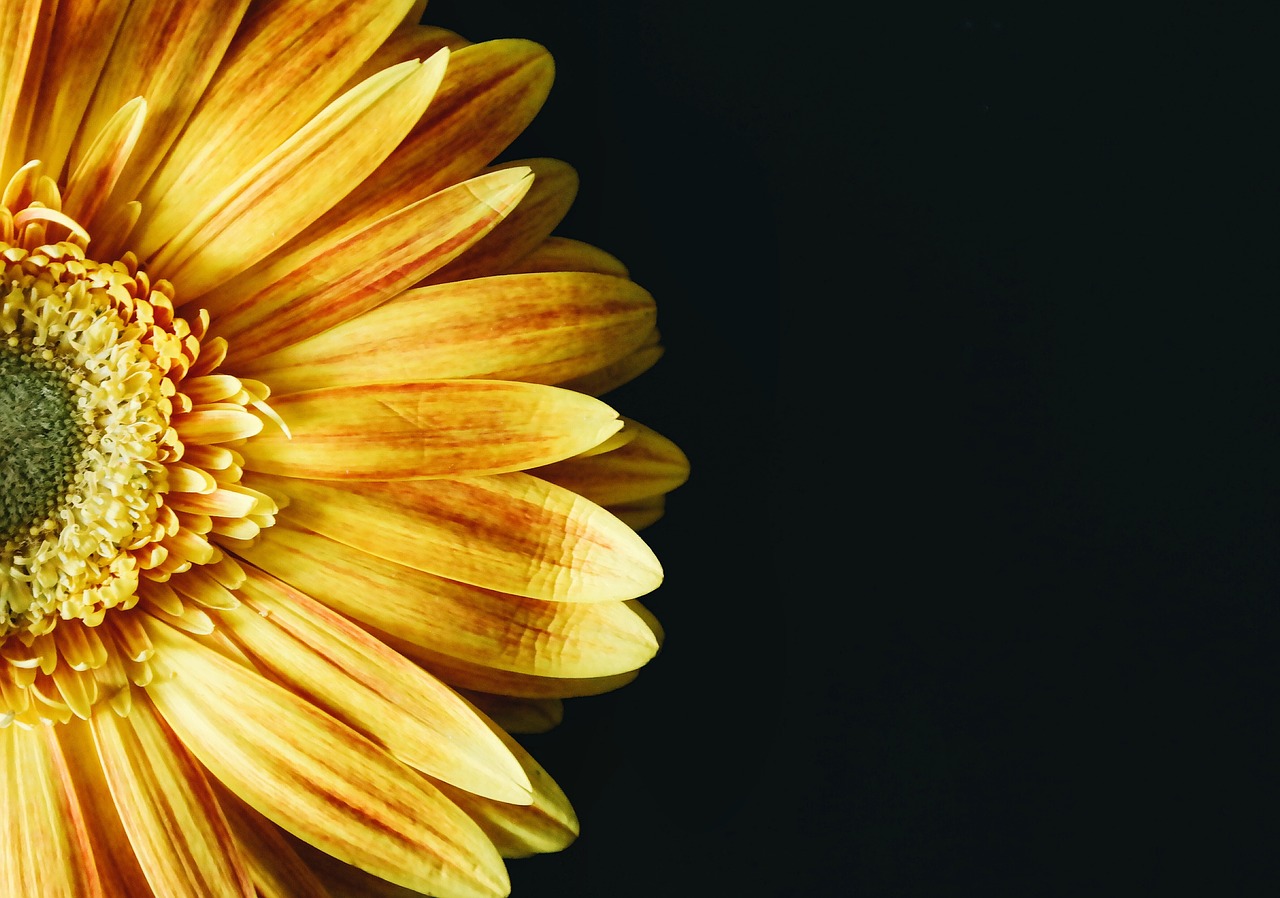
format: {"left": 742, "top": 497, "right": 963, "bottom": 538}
{"left": 0, "top": 1, "right": 687, "bottom": 895}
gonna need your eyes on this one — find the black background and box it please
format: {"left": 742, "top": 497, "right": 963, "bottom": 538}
{"left": 427, "top": 3, "right": 1279, "bottom": 897}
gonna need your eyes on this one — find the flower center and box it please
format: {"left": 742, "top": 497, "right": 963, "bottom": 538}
{"left": 0, "top": 347, "right": 83, "bottom": 542}
{"left": 0, "top": 160, "right": 280, "bottom": 727}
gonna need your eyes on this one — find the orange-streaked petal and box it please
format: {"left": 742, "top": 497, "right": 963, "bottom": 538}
{"left": 15, "top": 0, "right": 132, "bottom": 178}
{"left": 51, "top": 721, "right": 158, "bottom": 896}
{"left": 218, "top": 792, "right": 336, "bottom": 898}
{"left": 0, "top": 1, "right": 49, "bottom": 177}
{"left": 143, "top": 620, "right": 510, "bottom": 898}
{"left": 239, "top": 380, "right": 621, "bottom": 480}
{"left": 503, "top": 236, "right": 630, "bottom": 277}
{"left": 62, "top": 96, "right": 147, "bottom": 229}
{"left": 91, "top": 697, "right": 255, "bottom": 898}
{"left": 218, "top": 565, "right": 533, "bottom": 804}
{"left": 0, "top": 725, "right": 106, "bottom": 898}
{"left": 233, "top": 518, "right": 662, "bottom": 678}
{"left": 533, "top": 417, "right": 690, "bottom": 507}
{"left": 422, "top": 158, "right": 576, "bottom": 284}
{"left": 309, "top": 38, "right": 553, "bottom": 236}
{"left": 370, "top": 630, "right": 641, "bottom": 699}
{"left": 147, "top": 54, "right": 448, "bottom": 299}
{"left": 243, "top": 272, "right": 656, "bottom": 392}
{"left": 69, "top": 0, "right": 253, "bottom": 200}
{"left": 243, "top": 472, "right": 663, "bottom": 602}
{"left": 208, "top": 166, "right": 533, "bottom": 364}
{"left": 433, "top": 725, "right": 578, "bottom": 859}
{"left": 134, "top": 0, "right": 414, "bottom": 246}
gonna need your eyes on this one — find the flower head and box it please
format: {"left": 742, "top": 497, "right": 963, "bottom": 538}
{"left": 0, "top": 2, "right": 686, "bottom": 896}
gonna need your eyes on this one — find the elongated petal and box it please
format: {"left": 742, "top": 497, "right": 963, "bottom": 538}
{"left": 210, "top": 167, "right": 532, "bottom": 363}
{"left": 16, "top": 0, "right": 132, "bottom": 178}
{"left": 70, "top": 0, "right": 252, "bottom": 200}
{"left": 423, "top": 158, "right": 577, "bottom": 284}
{"left": 148, "top": 55, "right": 447, "bottom": 299}
{"left": 135, "top": 0, "right": 414, "bottom": 245}
{"left": 433, "top": 726, "right": 578, "bottom": 859}
{"left": 309, "top": 38, "right": 553, "bottom": 236}
{"left": 143, "top": 620, "right": 510, "bottom": 898}
{"left": 534, "top": 418, "right": 690, "bottom": 506}
{"left": 51, "top": 721, "right": 157, "bottom": 897}
{"left": 218, "top": 564, "right": 532, "bottom": 804}
{"left": 244, "top": 272, "right": 656, "bottom": 392}
{"left": 0, "top": 1, "right": 48, "bottom": 177}
{"left": 239, "top": 380, "right": 621, "bottom": 480}
{"left": 234, "top": 518, "right": 661, "bottom": 678}
{"left": 503, "top": 236, "right": 630, "bottom": 277}
{"left": 218, "top": 792, "right": 336, "bottom": 898}
{"left": 245, "top": 472, "right": 662, "bottom": 602}
{"left": 91, "top": 697, "right": 255, "bottom": 898}
{"left": 0, "top": 725, "right": 106, "bottom": 898}
{"left": 62, "top": 96, "right": 146, "bottom": 228}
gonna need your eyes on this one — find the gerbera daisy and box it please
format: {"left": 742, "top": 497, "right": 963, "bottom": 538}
{"left": 0, "top": 1, "right": 687, "bottom": 895}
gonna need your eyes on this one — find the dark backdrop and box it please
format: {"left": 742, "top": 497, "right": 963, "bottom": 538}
{"left": 418, "top": 3, "right": 1278, "bottom": 896}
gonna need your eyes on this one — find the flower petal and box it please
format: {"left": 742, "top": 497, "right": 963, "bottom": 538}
{"left": 503, "top": 236, "right": 630, "bottom": 277}
{"left": 0, "top": 724, "right": 106, "bottom": 898}
{"left": 62, "top": 96, "right": 147, "bottom": 229}
{"left": 312, "top": 38, "right": 554, "bottom": 236}
{"left": 422, "top": 158, "right": 577, "bottom": 284}
{"left": 218, "top": 790, "right": 339, "bottom": 898}
{"left": 0, "top": 1, "right": 50, "bottom": 176}
{"left": 233, "top": 518, "right": 661, "bottom": 678}
{"left": 243, "top": 272, "right": 656, "bottom": 392}
{"left": 143, "top": 619, "right": 510, "bottom": 898}
{"left": 239, "top": 380, "right": 621, "bottom": 480}
{"left": 433, "top": 726, "right": 578, "bottom": 859}
{"left": 244, "top": 472, "right": 663, "bottom": 602}
{"left": 134, "top": 0, "right": 415, "bottom": 246}
{"left": 533, "top": 417, "right": 690, "bottom": 507}
{"left": 217, "top": 564, "right": 533, "bottom": 805}
{"left": 207, "top": 166, "right": 533, "bottom": 364}
{"left": 15, "top": 0, "right": 133, "bottom": 178}
{"left": 90, "top": 696, "right": 256, "bottom": 897}
{"left": 69, "top": 0, "right": 253, "bottom": 199}
{"left": 147, "top": 54, "right": 448, "bottom": 299}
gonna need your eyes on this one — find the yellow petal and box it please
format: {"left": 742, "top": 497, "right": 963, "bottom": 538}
{"left": 313, "top": 38, "right": 553, "bottom": 236}
{"left": 143, "top": 619, "right": 510, "bottom": 898}
{"left": 243, "top": 272, "right": 656, "bottom": 392}
{"left": 433, "top": 725, "right": 578, "bottom": 859}
{"left": 218, "top": 564, "right": 533, "bottom": 804}
{"left": 234, "top": 518, "right": 662, "bottom": 678}
{"left": 134, "top": 0, "right": 415, "bottom": 244}
{"left": 0, "top": 725, "right": 106, "bottom": 898}
{"left": 90, "top": 697, "right": 255, "bottom": 897}
{"left": 0, "top": 1, "right": 50, "bottom": 177}
{"left": 218, "top": 791, "right": 337, "bottom": 898}
{"left": 239, "top": 380, "right": 621, "bottom": 480}
{"left": 533, "top": 417, "right": 690, "bottom": 506}
{"left": 502, "top": 236, "right": 630, "bottom": 277}
{"left": 423, "top": 158, "right": 577, "bottom": 284}
{"left": 61, "top": 96, "right": 146, "bottom": 230}
{"left": 208, "top": 166, "right": 532, "bottom": 364}
{"left": 558, "top": 338, "right": 665, "bottom": 397}
{"left": 70, "top": 0, "right": 253, "bottom": 201}
{"left": 50, "top": 720, "right": 157, "bottom": 896}
{"left": 15, "top": 0, "right": 133, "bottom": 178}
{"left": 147, "top": 54, "right": 448, "bottom": 299}
{"left": 244, "top": 472, "right": 663, "bottom": 602}
{"left": 377, "top": 632, "right": 641, "bottom": 698}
